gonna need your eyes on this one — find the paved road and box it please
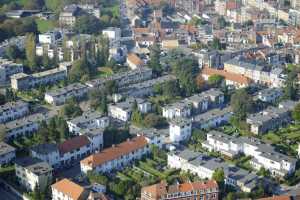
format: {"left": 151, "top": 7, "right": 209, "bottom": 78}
{"left": 0, "top": 187, "right": 22, "bottom": 200}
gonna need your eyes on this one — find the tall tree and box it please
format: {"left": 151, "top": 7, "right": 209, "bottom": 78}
{"left": 292, "top": 103, "right": 300, "bottom": 122}
{"left": 148, "top": 43, "right": 162, "bottom": 76}
{"left": 230, "top": 89, "right": 254, "bottom": 120}
{"left": 25, "top": 33, "right": 38, "bottom": 71}
{"left": 212, "top": 168, "right": 225, "bottom": 192}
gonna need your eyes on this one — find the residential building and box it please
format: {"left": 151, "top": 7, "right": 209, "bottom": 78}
{"left": 59, "top": 5, "right": 79, "bottom": 26}
{"left": 257, "top": 88, "right": 283, "bottom": 103}
{"left": 108, "top": 98, "right": 151, "bottom": 121}
{"left": 80, "top": 136, "right": 150, "bottom": 174}
{"left": 15, "top": 157, "right": 52, "bottom": 191}
{"left": 38, "top": 30, "right": 62, "bottom": 44}
{"left": 246, "top": 106, "right": 291, "bottom": 134}
{"left": 130, "top": 126, "right": 169, "bottom": 149}
{"left": 192, "top": 107, "right": 233, "bottom": 129}
{"left": 258, "top": 196, "right": 292, "bottom": 200}
{"left": 11, "top": 65, "right": 68, "bottom": 91}
{"left": 186, "top": 88, "right": 225, "bottom": 114}
{"left": 31, "top": 144, "right": 60, "bottom": 168}
{"left": 102, "top": 27, "right": 121, "bottom": 41}
{"left": 169, "top": 118, "right": 192, "bottom": 143}
{"left": 0, "top": 100, "right": 29, "bottom": 124}
{"left": 52, "top": 178, "right": 87, "bottom": 200}
{"left": 85, "top": 67, "right": 152, "bottom": 89}
{"left": 45, "top": 83, "right": 89, "bottom": 105}
{"left": 120, "top": 75, "right": 176, "bottom": 98}
{"left": 201, "top": 67, "right": 251, "bottom": 88}
{"left": 173, "top": 0, "right": 203, "bottom": 15}
{"left": 162, "top": 101, "right": 191, "bottom": 119}
{"left": 127, "top": 53, "right": 144, "bottom": 70}
{"left": 202, "top": 131, "right": 297, "bottom": 177}
{"left": 0, "top": 142, "right": 16, "bottom": 166}
{"left": 67, "top": 111, "right": 110, "bottom": 134}
{"left": 1, "top": 113, "right": 46, "bottom": 140}
{"left": 141, "top": 180, "right": 219, "bottom": 200}
{"left": 168, "top": 149, "right": 262, "bottom": 192}
{"left": 0, "top": 58, "right": 23, "bottom": 84}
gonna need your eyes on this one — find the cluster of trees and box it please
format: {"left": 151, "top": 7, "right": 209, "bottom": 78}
{"left": 0, "top": 88, "right": 17, "bottom": 106}
{"left": 147, "top": 44, "right": 163, "bottom": 76}
{"left": 36, "top": 116, "right": 69, "bottom": 144}
{"left": 154, "top": 80, "right": 180, "bottom": 99}
{"left": 0, "top": 17, "right": 38, "bottom": 42}
{"left": 103, "top": 126, "right": 131, "bottom": 148}
{"left": 59, "top": 98, "right": 83, "bottom": 118}
{"left": 169, "top": 50, "right": 200, "bottom": 96}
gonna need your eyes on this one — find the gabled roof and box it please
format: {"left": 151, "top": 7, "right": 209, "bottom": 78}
{"left": 52, "top": 179, "right": 85, "bottom": 200}
{"left": 58, "top": 135, "right": 90, "bottom": 154}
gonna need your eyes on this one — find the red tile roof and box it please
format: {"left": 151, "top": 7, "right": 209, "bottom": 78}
{"left": 81, "top": 136, "right": 148, "bottom": 168}
{"left": 58, "top": 135, "right": 90, "bottom": 154}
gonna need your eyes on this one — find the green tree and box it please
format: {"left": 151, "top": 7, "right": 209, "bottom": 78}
{"left": 131, "top": 109, "right": 143, "bottom": 126}
{"left": 24, "top": 0, "right": 45, "bottom": 10}
{"left": 162, "top": 80, "right": 180, "bottom": 98}
{"left": 33, "top": 184, "right": 42, "bottom": 200}
{"left": 208, "top": 74, "right": 224, "bottom": 87}
{"left": 144, "top": 113, "right": 167, "bottom": 128}
{"left": 104, "top": 80, "right": 118, "bottom": 95}
{"left": 75, "top": 15, "right": 101, "bottom": 34}
{"left": 292, "top": 103, "right": 300, "bottom": 122}
{"left": 60, "top": 99, "right": 82, "bottom": 118}
{"left": 212, "top": 168, "right": 225, "bottom": 191}
{"left": 5, "top": 45, "right": 23, "bottom": 60}
{"left": 68, "top": 56, "right": 91, "bottom": 82}
{"left": 230, "top": 89, "right": 253, "bottom": 120}
{"left": 0, "top": 93, "right": 5, "bottom": 105}
{"left": 148, "top": 43, "right": 162, "bottom": 76}
{"left": 25, "top": 33, "right": 38, "bottom": 71}
{"left": 0, "top": 126, "right": 6, "bottom": 142}
{"left": 226, "top": 192, "right": 235, "bottom": 200}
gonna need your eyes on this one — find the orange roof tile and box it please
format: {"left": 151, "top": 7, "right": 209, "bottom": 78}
{"left": 202, "top": 67, "right": 251, "bottom": 85}
{"left": 127, "top": 53, "right": 143, "bottom": 66}
{"left": 81, "top": 136, "right": 148, "bottom": 168}
{"left": 52, "top": 179, "right": 85, "bottom": 200}
{"left": 58, "top": 135, "right": 90, "bottom": 154}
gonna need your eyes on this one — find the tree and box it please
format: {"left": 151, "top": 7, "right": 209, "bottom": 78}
{"left": 60, "top": 99, "right": 83, "bottom": 118}
{"left": 144, "top": 113, "right": 167, "bottom": 128}
{"left": 0, "top": 93, "right": 5, "bottom": 105}
{"left": 24, "top": 0, "right": 45, "bottom": 10}
{"left": 104, "top": 80, "right": 118, "bottom": 95}
{"left": 25, "top": 33, "right": 38, "bottom": 71}
{"left": 33, "top": 184, "right": 43, "bottom": 200}
{"left": 208, "top": 74, "right": 224, "bottom": 87}
{"left": 131, "top": 109, "right": 143, "bottom": 126}
{"left": 283, "top": 68, "right": 298, "bottom": 100}
{"left": 217, "top": 16, "right": 228, "bottom": 29}
{"left": 148, "top": 43, "right": 162, "bottom": 76}
{"left": 226, "top": 192, "right": 235, "bottom": 200}
{"left": 75, "top": 15, "right": 101, "bottom": 34}
{"left": 5, "top": 88, "right": 16, "bottom": 101}
{"left": 230, "top": 89, "right": 254, "bottom": 120}
{"left": 292, "top": 103, "right": 300, "bottom": 122}
{"left": 196, "top": 73, "right": 206, "bottom": 90}
{"left": 212, "top": 168, "right": 225, "bottom": 191}
{"left": 68, "top": 56, "right": 91, "bottom": 82}
{"left": 162, "top": 80, "right": 180, "bottom": 98}
{"left": 5, "top": 45, "right": 22, "bottom": 60}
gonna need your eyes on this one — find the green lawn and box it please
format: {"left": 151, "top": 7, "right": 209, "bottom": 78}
{"left": 36, "top": 19, "right": 56, "bottom": 33}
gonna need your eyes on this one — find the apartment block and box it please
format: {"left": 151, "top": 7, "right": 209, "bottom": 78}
{"left": 80, "top": 136, "right": 150, "bottom": 174}
{"left": 15, "top": 157, "right": 52, "bottom": 191}
{"left": 257, "top": 88, "right": 283, "bottom": 103}
{"left": 0, "top": 58, "right": 23, "bottom": 84}
{"left": 141, "top": 180, "right": 219, "bottom": 200}
{"left": 11, "top": 65, "right": 67, "bottom": 91}
{"left": 0, "top": 142, "right": 16, "bottom": 166}
{"left": 162, "top": 101, "right": 191, "bottom": 119}
{"left": 108, "top": 98, "right": 151, "bottom": 121}
{"left": 168, "top": 149, "right": 261, "bottom": 192}
{"left": 0, "top": 100, "right": 29, "bottom": 124}
{"left": 202, "top": 131, "right": 297, "bottom": 177}
{"left": 45, "top": 83, "right": 88, "bottom": 105}
{"left": 169, "top": 118, "right": 192, "bottom": 143}
{"left": 1, "top": 113, "right": 46, "bottom": 140}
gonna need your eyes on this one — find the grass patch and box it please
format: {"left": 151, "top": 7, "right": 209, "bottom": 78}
{"left": 36, "top": 19, "right": 56, "bottom": 33}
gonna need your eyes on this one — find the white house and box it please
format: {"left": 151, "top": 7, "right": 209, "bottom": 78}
{"left": 169, "top": 118, "right": 192, "bottom": 143}
{"left": 102, "top": 27, "right": 121, "bottom": 40}
{"left": 0, "top": 100, "right": 29, "bottom": 124}
{"left": 15, "top": 157, "right": 53, "bottom": 191}
{"left": 0, "top": 142, "right": 16, "bottom": 166}
{"left": 108, "top": 98, "right": 151, "bottom": 121}
{"left": 44, "top": 83, "right": 89, "bottom": 105}
{"left": 38, "top": 30, "right": 62, "bottom": 44}
{"left": 51, "top": 178, "right": 86, "bottom": 200}
{"left": 162, "top": 101, "right": 191, "bottom": 119}
{"left": 67, "top": 111, "right": 110, "bottom": 134}
{"left": 80, "top": 136, "right": 150, "bottom": 174}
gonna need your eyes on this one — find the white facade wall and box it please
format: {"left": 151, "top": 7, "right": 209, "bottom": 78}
{"left": 169, "top": 122, "right": 192, "bottom": 143}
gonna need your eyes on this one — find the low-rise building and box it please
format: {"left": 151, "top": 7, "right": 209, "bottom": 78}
{"left": 51, "top": 178, "right": 87, "bottom": 200}
{"left": 102, "top": 27, "right": 121, "bottom": 41}
{"left": 1, "top": 113, "right": 46, "bottom": 140}
{"left": 108, "top": 98, "right": 151, "bottom": 121}
{"left": 257, "top": 88, "right": 283, "bottom": 103}
{"left": 202, "top": 131, "right": 297, "bottom": 177}
{"left": 168, "top": 149, "right": 262, "bottom": 192}
{"left": 45, "top": 83, "right": 89, "bottom": 105}
{"left": 192, "top": 107, "right": 233, "bottom": 130}
{"left": 80, "top": 136, "right": 150, "bottom": 174}
{"left": 67, "top": 111, "right": 109, "bottom": 134}
{"left": 15, "top": 157, "right": 52, "bottom": 191}
{"left": 141, "top": 180, "right": 219, "bottom": 200}
{"left": 0, "top": 58, "right": 23, "bottom": 84}
{"left": 127, "top": 53, "right": 144, "bottom": 70}
{"left": 0, "top": 100, "right": 29, "bottom": 124}
{"left": 0, "top": 142, "right": 16, "bottom": 166}
{"left": 169, "top": 118, "right": 192, "bottom": 143}
{"left": 31, "top": 143, "right": 60, "bottom": 168}
{"left": 246, "top": 106, "right": 291, "bottom": 134}
{"left": 11, "top": 65, "right": 67, "bottom": 91}
{"left": 162, "top": 101, "right": 191, "bottom": 119}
